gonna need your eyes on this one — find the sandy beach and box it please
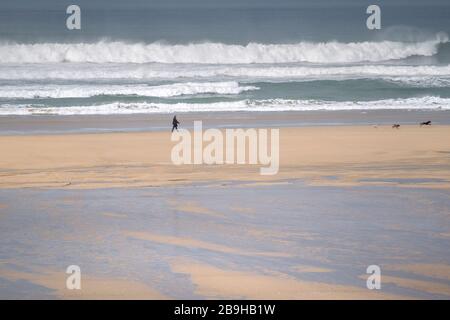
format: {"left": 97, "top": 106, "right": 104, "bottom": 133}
{"left": 2, "top": 0, "right": 450, "bottom": 303}
{"left": 1, "top": 124, "right": 449, "bottom": 189}
{"left": 0, "top": 121, "right": 449, "bottom": 299}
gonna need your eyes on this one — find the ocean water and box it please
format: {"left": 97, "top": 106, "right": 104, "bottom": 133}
{"left": 0, "top": 2, "right": 450, "bottom": 115}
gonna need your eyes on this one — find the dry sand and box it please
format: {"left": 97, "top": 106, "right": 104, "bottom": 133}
{"left": 1, "top": 125, "right": 449, "bottom": 189}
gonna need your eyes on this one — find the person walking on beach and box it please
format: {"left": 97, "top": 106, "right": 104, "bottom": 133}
{"left": 172, "top": 115, "right": 180, "bottom": 132}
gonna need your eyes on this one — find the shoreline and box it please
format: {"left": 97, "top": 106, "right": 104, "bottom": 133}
{"left": 1, "top": 110, "right": 450, "bottom": 135}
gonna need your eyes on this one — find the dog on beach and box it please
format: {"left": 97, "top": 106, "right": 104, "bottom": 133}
{"left": 420, "top": 121, "right": 431, "bottom": 126}
{"left": 392, "top": 124, "right": 400, "bottom": 129}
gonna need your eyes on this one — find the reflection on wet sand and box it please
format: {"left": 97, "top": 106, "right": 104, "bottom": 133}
{"left": 385, "top": 264, "right": 450, "bottom": 282}
{"left": 166, "top": 199, "right": 224, "bottom": 218}
{"left": 170, "top": 259, "right": 409, "bottom": 300}
{"left": 125, "top": 231, "right": 292, "bottom": 258}
{"left": 292, "top": 265, "right": 333, "bottom": 273}
{"left": 378, "top": 276, "right": 450, "bottom": 297}
{"left": 100, "top": 212, "right": 128, "bottom": 219}
{"left": 0, "top": 182, "right": 448, "bottom": 299}
{"left": 0, "top": 267, "right": 167, "bottom": 299}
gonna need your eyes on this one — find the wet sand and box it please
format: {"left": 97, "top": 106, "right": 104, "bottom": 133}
{"left": 0, "top": 268, "right": 167, "bottom": 300}
{"left": 0, "top": 184, "right": 449, "bottom": 299}
{"left": 1, "top": 110, "right": 450, "bottom": 135}
{"left": 0, "top": 125, "right": 450, "bottom": 189}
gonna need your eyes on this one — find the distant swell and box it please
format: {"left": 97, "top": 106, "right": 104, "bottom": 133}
{"left": 0, "top": 33, "right": 447, "bottom": 64}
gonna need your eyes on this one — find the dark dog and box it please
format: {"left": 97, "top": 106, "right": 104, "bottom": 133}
{"left": 392, "top": 124, "right": 400, "bottom": 129}
{"left": 420, "top": 121, "right": 431, "bottom": 126}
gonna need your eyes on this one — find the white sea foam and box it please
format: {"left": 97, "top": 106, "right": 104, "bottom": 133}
{"left": 2, "top": 96, "right": 449, "bottom": 115}
{"left": 2, "top": 64, "right": 450, "bottom": 82}
{"left": 0, "top": 34, "right": 447, "bottom": 64}
{"left": 382, "top": 77, "right": 450, "bottom": 87}
{"left": 0, "top": 81, "right": 257, "bottom": 99}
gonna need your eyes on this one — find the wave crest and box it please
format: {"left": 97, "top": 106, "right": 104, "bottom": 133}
{"left": 0, "top": 34, "right": 447, "bottom": 64}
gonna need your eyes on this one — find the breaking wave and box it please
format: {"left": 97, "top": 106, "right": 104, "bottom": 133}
{"left": 2, "top": 96, "right": 449, "bottom": 115}
{"left": 0, "top": 32, "right": 447, "bottom": 64}
{"left": 0, "top": 81, "right": 258, "bottom": 99}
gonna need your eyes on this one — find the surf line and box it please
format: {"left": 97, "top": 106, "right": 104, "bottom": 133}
{"left": 171, "top": 121, "right": 279, "bottom": 175}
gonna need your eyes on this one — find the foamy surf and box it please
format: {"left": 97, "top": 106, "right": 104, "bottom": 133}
{"left": 2, "top": 64, "right": 450, "bottom": 82}
{"left": 2, "top": 96, "right": 449, "bottom": 115}
{"left": 0, "top": 81, "right": 258, "bottom": 99}
{"left": 1, "top": 33, "right": 449, "bottom": 116}
{"left": 0, "top": 33, "right": 447, "bottom": 64}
